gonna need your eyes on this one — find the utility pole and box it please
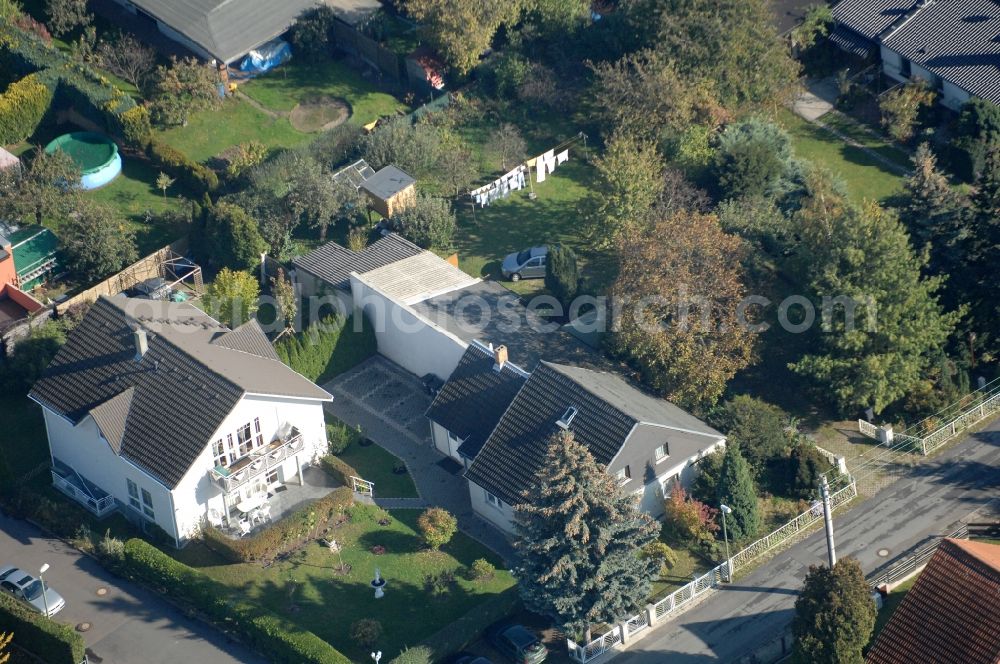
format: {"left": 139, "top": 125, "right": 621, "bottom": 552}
{"left": 820, "top": 476, "right": 837, "bottom": 568}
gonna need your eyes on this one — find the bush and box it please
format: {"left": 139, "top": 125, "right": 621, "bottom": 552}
{"left": 880, "top": 79, "right": 936, "bottom": 143}
{"left": 349, "top": 618, "right": 383, "bottom": 648}
{"left": 119, "top": 104, "right": 151, "bottom": 146}
{"left": 417, "top": 507, "right": 458, "bottom": 550}
{"left": 544, "top": 243, "right": 579, "bottom": 307}
{"left": 274, "top": 314, "right": 376, "bottom": 384}
{"left": 470, "top": 558, "right": 496, "bottom": 581}
{"left": 326, "top": 417, "right": 362, "bottom": 454}
{"left": 640, "top": 541, "right": 678, "bottom": 577}
{"left": 120, "top": 539, "right": 350, "bottom": 663}
{"left": 0, "top": 592, "right": 85, "bottom": 664}
{"left": 201, "top": 487, "right": 353, "bottom": 563}
{"left": 146, "top": 136, "right": 219, "bottom": 193}
{"left": 346, "top": 503, "right": 391, "bottom": 524}
{"left": 712, "top": 118, "right": 796, "bottom": 200}
{"left": 708, "top": 395, "right": 792, "bottom": 482}
{"left": 785, "top": 442, "right": 830, "bottom": 500}
{"left": 390, "top": 646, "right": 434, "bottom": 664}
{"left": 690, "top": 449, "right": 724, "bottom": 505}
{"left": 0, "top": 73, "right": 53, "bottom": 144}
{"left": 663, "top": 486, "right": 719, "bottom": 545}
{"left": 321, "top": 454, "right": 360, "bottom": 488}
{"left": 97, "top": 529, "right": 126, "bottom": 562}
{"left": 387, "top": 193, "right": 456, "bottom": 250}
{"left": 423, "top": 570, "right": 456, "bottom": 596}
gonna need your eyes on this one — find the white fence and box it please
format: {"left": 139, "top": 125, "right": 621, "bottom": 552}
{"left": 351, "top": 476, "right": 374, "bottom": 497}
{"left": 565, "top": 479, "right": 857, "bottom": 663}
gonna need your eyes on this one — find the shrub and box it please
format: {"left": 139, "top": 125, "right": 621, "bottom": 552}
{"left": 97, "top": 529, "right": 125, "bottom": 562}
{"left": 712, "top": 118, "right": 796, "bottom": 200}
{"left": 346, "top": 503, "right": 391, "bottom": 524}
{"left": 708, "top": 395, "right": 792, "bottom": 481}
{"left": 0, "top": 592, "right": 85, "bottom": 664}
{"left": 663, "top": 486, "right": 719, "bottom": 545}
{"left": 470, "top": 558, "right": 496, "bottom": 581}
{"left": 0, "top": 73, "right": 53, "bottom": 144}
{"left": 423, "top": 570, "right": 455, "bottom": 596}
{"left": 118, "top": 104, "right": 151, "bottom": 146}
{"left": 146, "top": 136, "right": 220, "bottom": 193}
{"left": 390, "top": 646, "right": 434, "bottom": 664}
{"left": 201, "top": 487, "right": 353, "bottom": 563}
{"left": 326, "top": 417, "right": 361, "bottom": 454}
{"left": 417, "top": 507, "right": 458, "bottom": 550}
{"left": 880, "top": 79, "right": 936, "bottom": 143}
{"left": 544, "top": 243, "right": 578, "bottom": 307}
{"left": 640, "top": 541, "right": 678, "bottom": 577}
{"left": 785, "top": 442, "right": 830, "bottom": 500}
{"left": 691, "top": 449, "right": 724, "bottom": 505}
{"left": 349, "top": 618, "right": 383, "bottom": 648}
{"left": 387, "top": 193, "right": 456, "bottom": 250}
{"left": 226, "top": 140, "right": 268, "bottom": 180}
{"left": 321, "top": 454, "right": 360, "bottom": 488}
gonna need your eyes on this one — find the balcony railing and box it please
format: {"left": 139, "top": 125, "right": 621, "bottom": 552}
{"left": 51, "top": 470, "right": 117, "bottom": 518}
{"left": 210, "top": 428, "right": 304, "bottom": 494}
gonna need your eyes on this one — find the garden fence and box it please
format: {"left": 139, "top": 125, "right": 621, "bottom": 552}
{"left": 867, "top": 524, "right": 968, "bottom": 590}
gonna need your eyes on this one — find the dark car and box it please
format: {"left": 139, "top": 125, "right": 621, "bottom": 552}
{"left": 487, "top": 624, "right": 547, "bottom": 664}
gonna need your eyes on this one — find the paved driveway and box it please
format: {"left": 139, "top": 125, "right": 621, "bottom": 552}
{"left": 323, "top": 356, "right": 515, "bottom": 561}
{"left": 0, "top": 513, "right": 265, "bottom": 664}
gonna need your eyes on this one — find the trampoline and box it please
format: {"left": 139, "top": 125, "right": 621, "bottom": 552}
{"left": 44, "top": 132, "right": 122, "bottom": 190}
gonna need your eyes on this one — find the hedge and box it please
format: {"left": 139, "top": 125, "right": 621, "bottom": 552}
{"left": 201, "top": 486, "right": 353, "bottom": 563}
{"left": 146, "top": 136, "right": 220, "bottom": 193}
{"left": 274, "top": 314, "right": 376, "bottom": 384}
{"left": 0, "top": 72, "right": 52, "bottom": 143}
{"left": 320, "top": 454, "right": 360, "bottom": 488}
{"left": 418, "top": 586, "right": 521, "bottom": 659}
{"left": 0, "top": 591, "right": 86, "bottom": 664}
{"left": 121, "top": 538, "right": 351, "bottom": 664}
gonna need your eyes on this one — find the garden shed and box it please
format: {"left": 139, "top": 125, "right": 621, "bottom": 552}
{"left": 360, "top": 165, "right": 416, "bottom": 218}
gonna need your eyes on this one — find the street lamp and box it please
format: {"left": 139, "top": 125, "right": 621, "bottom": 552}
{"left": 719, "top": 505, "right": 732, "bottom": 582}
{"left": 38, "top": 563, "right": 50, "bottom": 617}
{"left": 371, "top": 651, "right": 382, "bottom": 664}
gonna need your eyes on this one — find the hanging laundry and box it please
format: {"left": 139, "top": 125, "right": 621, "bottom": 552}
{"left": 556, "top": 149, "right": 569, "bottom": 165}
{"left": 536, "top": 164, "right": 546, "bottom": 183}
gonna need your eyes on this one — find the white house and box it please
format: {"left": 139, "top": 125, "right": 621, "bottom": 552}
{"left": 28, "top": 295, "right": 331, "bottom": 547}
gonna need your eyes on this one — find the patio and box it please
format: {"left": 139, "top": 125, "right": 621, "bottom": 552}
{"left": 219, "top": 465, "right": 338, "bottom": 538}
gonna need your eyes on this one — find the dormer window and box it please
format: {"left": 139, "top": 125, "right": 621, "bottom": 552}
{"left": 557, "top": 406, "right": 578, "bottom": 429}
{"left": 615, "top": 466, "right": 631, "bottom": 484}
{"left": 654, "top": 443, "right": 669, "bottom": 463}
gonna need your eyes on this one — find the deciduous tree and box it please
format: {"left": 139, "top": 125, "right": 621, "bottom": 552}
{"left": 0, "top": 148, "right": 81, "bottom": 226}
{"left": 387, "top": 193, "right": 456, "bottom": 249}
{"left": 58, "top": 199, "right": 138, "bottom": 282}
{"left": 150, "top": 57, "right": 220, "bottom": 126}
{"left": 792, "top": 558, "right": 876, "bottom": 664}
{"left": 663, "top": 485, "right": 719, "bottom": 544}
{"left": 716, "top": 443, "right": 761, "bottom": 542}
{"left": 587, "top": 131, "right": 664, "bottom": 248}
{"left": 880, "top": 79, "right": 936, "bottom": 143}
{"left": 289, "top": 6, "right": 337, "bottom": 63}
{"left": 404, "top": 0, "right": 521, "bottom": 74}
{"left": 96, "top": 32, "right": 156, "bottom": 92}
{"left": 205, "top": 268, "right": 260, "bottom": 328}
{"left": 610, "top": 209, "right": 755, "bottom": 410}
{"left": 514, "top": 430, "right": 659, "bottom": 641}
{"left": 208, "top": 202, "right": 266, "bottom": 271}
{"left": 487, "top": 123, "right": 527, "bottom": 171}
{"left": 417, "top": 507, "right": 458, "bottom": 550}
{"left": 45, "top": 0, "right": 90, "bottom": 37}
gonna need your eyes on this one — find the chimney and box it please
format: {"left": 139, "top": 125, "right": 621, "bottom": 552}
{"left": 133, "top": 328, "right": 148, "bottom": 360}
{"left": 493, "top": 345, "right": 508, "bottom": 371}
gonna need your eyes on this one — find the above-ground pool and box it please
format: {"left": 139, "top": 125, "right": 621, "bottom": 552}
{"left": 44, "top": 132, "right": 122, "bottom": 190}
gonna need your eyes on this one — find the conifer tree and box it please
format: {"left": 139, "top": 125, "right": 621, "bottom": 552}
{"left": 716, "top": 443, "right": 760, "bottom": 542}
{"left": 514, "top": 430, "right": 659, "bottom": 641}
{"left": 792, "top": 558, "right": 876, "bottom": 664}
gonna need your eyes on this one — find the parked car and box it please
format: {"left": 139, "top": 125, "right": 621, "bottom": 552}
{"left": 0, "top": 566, "right": 65, "bottom": 617}
{"left": 501, "top": 246, "right": 548, "bottom": 281}
{"left": 487, "top": 623, "right": 547, "bottom": 664}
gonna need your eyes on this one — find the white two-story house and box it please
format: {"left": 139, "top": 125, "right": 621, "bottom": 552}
{"left": 28, "top": 295, "right": 331, "bottom": 547}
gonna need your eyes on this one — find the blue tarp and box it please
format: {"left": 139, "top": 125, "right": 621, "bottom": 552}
{"left": 239, "top": 39, "right": 292, "bottom": 75}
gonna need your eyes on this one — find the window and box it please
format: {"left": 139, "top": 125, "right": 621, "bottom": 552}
{"left": 654, "top": 443, "right": 669, "bottom": 463}
{"left": 485, "top": 490, "right": 503, "bottom": 509}
{"left": 141, "top": 488, "right": 154, "bottom": 519}
{"left": 237, "top": 422, "right": 254, "bottom": 456}
{"left": 557, "top": 406, "right": 578, "bottom": 430}
{"left": 615, "top": 466, "right": 631, "bottom": 484}
{"left": 126, "top": 479, "right": 140, "bottom": 511}
{"left": 254, "top": 417, "right": 264, "bottom": 448}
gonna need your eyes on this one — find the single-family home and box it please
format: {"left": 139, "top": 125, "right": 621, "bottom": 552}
{"left": 28, "top": 295, "right": 332, "bottom": 547}
{"left": 361, "top": 165, "right": 417, "bottom": 218}
{"left": 866, "top": 538, "right": 1000, "bottom": 664}
{"left": 832, "top": 0, "right": 1000, "bottom": 110}
{"left": 0, "top": 233, "right": 45, "bottom": 337}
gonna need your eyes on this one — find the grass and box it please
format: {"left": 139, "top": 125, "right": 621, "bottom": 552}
{"left": 175, "top": 508, "right": 514, "bottom": 661}
{"left": 0, "top": 394, "right": 49, "bottom": 489}
{"left": 154, "top": 97, "right": 312, "bottom": 164}
{"left": 821, "top": 111, "right": 913, "bottom": 171}
{"left": 240, "top": 59, "right": 408, "bottom": 124}
{"left": 648, "top": 544, "right": 713, "bottom": 602}
{"left": 870, "top": 575, "right": 917, "bottom": 643}
{"left": 778, "top": 108, "right": 905, "bottom": 204}
{"left": 337, "top": 442, "right": 419, "bottom": 498}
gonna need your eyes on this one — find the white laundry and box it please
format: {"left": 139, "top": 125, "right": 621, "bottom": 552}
{"left": 536, "top": 163, "right": 546, "bottom": 183}
{"left": 556, "top": 149, "right": 569, "bottom": 165}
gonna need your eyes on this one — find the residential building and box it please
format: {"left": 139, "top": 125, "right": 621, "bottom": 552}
{"left": 28, "top": 295, "right": 332, "bottom": 546}
{"left": 867, "top": 538, "right": 1000, "bottom": 664}
{"left": 832, "top": 0, "right": 1000, "bottom": 110}
{"left": 0, "top": 224, "right": 58, "bottom": 291}
{"left": 0, "top": 233, "right": 45, "bottom": 337}
{"left": 361, "top": 165, "right": 417, "bottom": 218}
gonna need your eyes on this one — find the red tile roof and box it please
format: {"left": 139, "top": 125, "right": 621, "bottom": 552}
{"left": 866, "top": 538, "right": 1000, "bottom": 664}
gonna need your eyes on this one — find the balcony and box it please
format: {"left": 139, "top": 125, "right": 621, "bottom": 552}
{"left": 51, "top": 457, "right": 117, "bottom": 518}
{"left": 210, "top": 427, "right": 304, "bottom": 495}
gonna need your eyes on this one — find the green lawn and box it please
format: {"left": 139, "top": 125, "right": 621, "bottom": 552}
{"left": 154, "top": 97, "right": 312, "bottom": 164}
{"left": 778, "top": 109, "right": 905, "bottom": 204}
{"left": 821, "top": 111, "right": 913, "bottom": 171}
{"left": 337, "top": 442, "right": 419, "bottom": 498}
{"left": 177, "top": 508, "right": 514, "bottom": 661}
{"left": 870, "top": 575, "right": 917, "bottom": 644}
{"left": 240, "top": 59, "right": 408, "bottom": 124}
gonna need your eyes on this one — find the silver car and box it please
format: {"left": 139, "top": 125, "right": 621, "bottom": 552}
{"left": 501, "top": 246, "right": 548, "bottom": 281}
{"left": 0, "top": 566, "right": 66, "bottom": 617}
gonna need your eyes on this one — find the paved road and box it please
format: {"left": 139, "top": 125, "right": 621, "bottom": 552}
{"left": 618, "top": 421, "right": 1000, "bottom": 663}
{"left": 0, "top": 514, "right": 265, "bottom": 664}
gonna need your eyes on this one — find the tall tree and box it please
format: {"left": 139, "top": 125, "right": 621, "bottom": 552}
{"left": 792, "top": 558, "right": 876, "bottom": 664}
{"left": 388, "top": 193, "right": 456, "bottom": 249}
{"left": 709, "top": 395, "right": 791, "bottom": 480}
{"left": 487, "top": 123, "right": 528, "bottom": 172}
{"left": 270, "top": 268, "right": 297, "bottom": 329}
{"left": 45, "top": 0, "right": 90, "bottom": 37}
{"left": 404, "top": 0, "right": 521, "bottom": 74}
{"left": 514, "top": 430, "right": 659, "bottom": 641}
{"left": 287, "top": 155, "right": 340, "bottom": 242}
{"left": 0, "top": 148, "right": 81, "bottom": 226}
{"left": 716, "top": 443, "right": 761, "bottom": 542}
{"left": 150, "top": 56, "right": 220, "bottom": 126}
{"left": 289, "top": 6, "right": 337, "bottom": 62}
{"left": 544, "top": 243, "right": 579, "bottom": 307}
{"left": 587, "top": 131, "right": 665, "bottom": 248}
{"left": 610, "top": 209, "right": 755, "bottom": 410}
{"left": 96, "top": 32, "right": 157, "bottom": 92}
{"left": 900, "top": 143, "right": 970, "bottom": 264}
{"left": 58, "top": 199, "right": 138, "bottom": 282}
{"left": 205, "top": 268, "right": 260, "bottom": 328}
{"left": 789, "top": 196, "right": 960, "bottom": 415}
{"left": 964, "top": 145, "right": 1000, "bottom": 354}
{"left": 208, "top": 202, "right": 266, "bottom": 271}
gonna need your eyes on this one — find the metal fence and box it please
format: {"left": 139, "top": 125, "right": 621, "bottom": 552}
{"left": 867, "top": 524, "right": 968, "bottom": 590}
{"left": 920, "top": 388, "right": 1000, "bottom": 454}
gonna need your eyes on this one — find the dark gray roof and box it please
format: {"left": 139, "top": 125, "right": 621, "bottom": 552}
{"left": 29, "top": 296, "right": 330, "bottom": 488}
{"left": 292, "top": 233, "right": 423, "bottom": 291}
{"left": 464, "top": 362, "right": 721, "bottom": 505}
{"left": 409, "top": 280, "right": 606, "bottom": 373}
{"left": 360, "top": 165, "right": 415, "bottom": 201}
{"left": 211, "top": 320, "right": 280, "bottom": 360}
{"left": 127, "top": 0, "right": 318, "bottom": 63}
{"left": 881, "top": 0, "right": 1000, "bottom": 104}
{"left": 830, "top": 24, "right": 877, "bottom": 57}
{"left": 425, "top": 341, "right": 529, "bottom": 461}
{"left": 833, "top": 0, "right": 917, "bottom": 40}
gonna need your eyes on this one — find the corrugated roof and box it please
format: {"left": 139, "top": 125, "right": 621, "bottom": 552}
{"left": 29, "top": 296, "right": 330, "bottom": 488}
{"left": 425, "top": 341, "right": 529, "bottom": 461}
{"left": 881, "top": 0, "right": 1000, "bottom": 104}
{"left": 830, "top": 24, "right": 876, "bottom": 58}
{"left": 293, "top": 233, "right": 424, "bottom": 291}
{"left": 361, "top": 165, "right": 416, "bottom": 201}
{"left": 866, "top": 538, "right": 1000, "bottom": 664}
{"left": 358, "top": 252, "right": 480, "bottom": 305}
{"left": 833, "top": 0, "right": 918, "bottom": 39}
{"left": 127, "top": 0, "right": 317, "bottom": 64}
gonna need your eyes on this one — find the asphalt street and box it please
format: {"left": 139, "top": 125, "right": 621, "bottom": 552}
{"left": 617, "top": 419, "right": 1000, "bottom": 663}
{"left": 0, "top": 514, "right": 266, "bottom": 664}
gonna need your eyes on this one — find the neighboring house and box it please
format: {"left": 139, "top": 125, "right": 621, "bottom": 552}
{"left": 867, "top": 538, "right": 1000, "bottom": 664}
{"left": 461, "top": 362, "right": 726, "bottom": 533}
{"left": 28, "top": 295, "right": 332, "bottom": 547}
{"left": 832, "top": 0, "right": 1000, "bottom": 110}
{"left": 0, "top": 224, "right": 59, "bottom": 291}
{"left": 0, "top": 234, "right": 45, "bottom": 337}
{"left": 107, "top": 0, "right": 317, "bottom": 65}
{"left": 361, "top": 165, "right": 416, "bottom": 218}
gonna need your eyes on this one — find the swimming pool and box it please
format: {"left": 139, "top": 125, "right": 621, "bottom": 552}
{"left": 44, "top": 132, "right": 122, "bottom": 190}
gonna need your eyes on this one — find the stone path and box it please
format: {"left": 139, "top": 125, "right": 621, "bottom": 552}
{"left": 324, "top": 357, "right": 516, "bottom": 563}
